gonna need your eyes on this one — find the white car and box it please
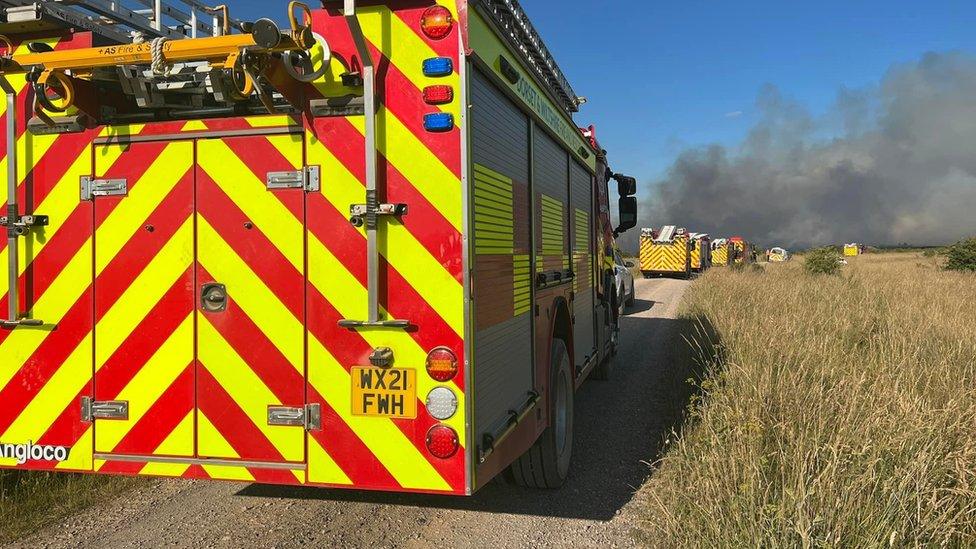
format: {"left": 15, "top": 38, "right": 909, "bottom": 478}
{"left": 614, "top": 251, "right": 635, "bottom": 311}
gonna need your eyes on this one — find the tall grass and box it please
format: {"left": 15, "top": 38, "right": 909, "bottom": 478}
{"left": 642, "top": 253, "right": 976, "bottom": 546}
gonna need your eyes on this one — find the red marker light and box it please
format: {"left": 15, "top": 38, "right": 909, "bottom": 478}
{"left": 423, "top": 85, "right": 454, "bottom": 105}
{"left": 421, "top": 6, "right": 454, "bottom": 40}
{"left": 426, "top": 425, "right": 459, "bottom": 459}
{"left": 426, "top": 347, "right": 458, "bottom": 382}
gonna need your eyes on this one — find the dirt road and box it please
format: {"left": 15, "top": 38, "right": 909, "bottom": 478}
{"left": 12, "top": 278, "right": 692, "bottom": 549}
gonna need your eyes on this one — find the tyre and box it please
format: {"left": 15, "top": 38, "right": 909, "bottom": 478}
{"left": 625, "top": 285, "right": 635, "bottom": 307}
{"left": 592, "top": 291, "right": 618, "bottom": 381}
{"left": 510, "top": 339, "right": 575, "bottom": 489}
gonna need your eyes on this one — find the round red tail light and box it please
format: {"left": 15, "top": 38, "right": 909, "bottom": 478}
{"left": 421, "top": 6, "right": 454, "bottom": 40}
{"left": 426, "top": 424, "right": 459, "bottom": 459}
{"left": 426, "top": 347, "right": 458, "bottom": 382}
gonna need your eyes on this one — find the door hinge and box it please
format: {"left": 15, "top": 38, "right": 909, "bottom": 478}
{"left": 80, "top": 397, "right": 129, "bottom": 422}
{"left": 266, "top": 165, "right": 321, "bottom": 192}
{"left": 81, "top": 176, "right": 128, "bottom": 201}
{"left": 267, "top": 403, "right": 322, "bottom": 431}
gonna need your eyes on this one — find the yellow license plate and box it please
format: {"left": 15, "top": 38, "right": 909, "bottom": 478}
{"left": 351, "top": 367, "right": 417, "bottom": 419}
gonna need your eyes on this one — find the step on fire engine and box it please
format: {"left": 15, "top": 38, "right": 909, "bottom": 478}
{"left": 0, "top": 0, "right": 638, "bottom": 494}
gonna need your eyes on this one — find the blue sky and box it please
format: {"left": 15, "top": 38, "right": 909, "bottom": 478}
{"left": 236, "top": 1, "right": 976, "bottom": 181}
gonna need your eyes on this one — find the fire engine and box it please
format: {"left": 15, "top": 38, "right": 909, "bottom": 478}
{"left": 0, "top": 0, "right": 638, "bottom": 494}
{"left": 640, "top": 225, "right": 691, "bottom": 279}
{"left": 689, "top": 232, "right": 710, "bottom": 272}
{"left": 729, "top": 236, "right": 754, "bottom": 265}
{"left": 710, "top": 238, "right": 730, "bottom": 267}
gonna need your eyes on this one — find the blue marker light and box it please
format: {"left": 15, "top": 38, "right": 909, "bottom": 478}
{"left": 422, "top": 57, "right": 454, "bottom": 77}
{"left": 423, "top": 113, "right": 454, "bottom": 132}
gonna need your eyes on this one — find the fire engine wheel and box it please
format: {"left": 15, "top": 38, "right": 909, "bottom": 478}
{"left": 592, "top": 292, "right": 619, "bottom": 381}
{"left": 510, "top": 339, "right": 574, "bottom": 489}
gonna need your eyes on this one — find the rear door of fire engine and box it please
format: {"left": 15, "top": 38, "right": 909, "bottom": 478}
{"left": 91, "top": 133, "right": 307, "bottom": 465}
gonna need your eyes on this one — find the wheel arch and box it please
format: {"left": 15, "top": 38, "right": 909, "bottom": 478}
{"left": 547, "top": 296, "right": 575, "bottom": 378}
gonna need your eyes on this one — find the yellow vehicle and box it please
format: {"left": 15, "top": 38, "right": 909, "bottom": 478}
{"left": 710, "top": 238, "right": 730, "bottom": 267}
{"left": 768, "top": 247, "right": 790, "bottom": 262}
{"left": 844, "top": 243, "right": 863, "bottom": 257}
{"left": 690, "top": 233, "right": 711, "bottom": 272}
{"left": 730, "top": 236, "right": 754, "bottom": 264}
{"left": 640, "top": 226, "right": 691, "bottom": 278}
{"left": 0, "top": 0, "right": 640, "bottom": 495}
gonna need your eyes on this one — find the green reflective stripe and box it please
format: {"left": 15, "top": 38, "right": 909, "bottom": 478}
{"left": 473, "top": 163, "right": 515, "bottom": 256}
{"left": 514, "top": 255, "right": 531, "bottom": 315}
{"left": 540, "top": 194, "right": 564, "bottom": 256}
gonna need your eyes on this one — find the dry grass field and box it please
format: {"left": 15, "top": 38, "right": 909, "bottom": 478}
{"left": 641, "top": 252, "right": 976, "bottom": 546}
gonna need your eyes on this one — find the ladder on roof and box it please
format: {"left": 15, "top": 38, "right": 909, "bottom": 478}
{"left": 475, "top": 0, "right": 582, "bottom": 116}
{"left": 656, "top": 225, "right": 678, "bottom": 243}
{"left": 0, "top": 0, "right": 240, "bottom": 44}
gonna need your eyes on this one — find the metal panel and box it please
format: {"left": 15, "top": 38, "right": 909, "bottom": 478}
{"left": 533, "top": 128, "right": 569, "bottom": 205}
{"left": 469, "top": 67, "right": 534, "bottom": 442}
{"left": 570, "top": 160, "right": 595, "bottom": 368}
{"left": 533, "top": 127, "right": 569, "bottom": 268}
{"left": 195, "top": 134, "right": 306, "bottom": 464}
{"left": 473, "top": 315, "right": 533, "bottom": 435}
{"left": 470, "top": 69, "right": 529, "bottom": 184}
{"left": 92, "top": 140, "right": 196, "bottom": 457}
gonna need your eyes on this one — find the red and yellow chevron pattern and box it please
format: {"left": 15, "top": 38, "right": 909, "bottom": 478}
{"left": 1, "top": 1, "right": 467, "bottom": 494}
{"left": 712, "top": 245, "right": 730, "bottom": 267}
{"left": 640, "top": 236, "right": 691, "bottom": 277}
{"left": 690, "top": 242, "right": 703, "bottom": 270}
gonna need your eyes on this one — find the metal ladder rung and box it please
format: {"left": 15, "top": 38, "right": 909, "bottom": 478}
{"left": 0, "top": 0, "right": 241, "bottom": 42}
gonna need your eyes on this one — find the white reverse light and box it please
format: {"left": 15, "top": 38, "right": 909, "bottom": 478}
{"left": 425, "top": 387, "right": 458, "bottom": 421}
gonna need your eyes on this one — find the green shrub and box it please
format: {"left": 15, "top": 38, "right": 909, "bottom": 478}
{"left": 945, "top": 238, "right": 976, "bottom": 272}
{"left": 804, "top": 247, "right": 842, "bottom": 275}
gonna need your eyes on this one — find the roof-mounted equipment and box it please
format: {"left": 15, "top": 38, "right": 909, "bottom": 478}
{"left": 0, "top": 1, "right": 325, "bottom": 125}
{"left": 474, "top": 0, "right": 582, "bottom": 116}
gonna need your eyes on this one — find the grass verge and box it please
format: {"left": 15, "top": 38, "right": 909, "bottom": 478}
{"left": 641, "top": 252, "right": 976, "bottom": 546}
{"left": 0, "top": 470, "right": 137, "bottom": 543}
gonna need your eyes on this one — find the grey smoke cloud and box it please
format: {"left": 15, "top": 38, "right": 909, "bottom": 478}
{"left": 627, "top": 51, "right": 976, "bottom": 250}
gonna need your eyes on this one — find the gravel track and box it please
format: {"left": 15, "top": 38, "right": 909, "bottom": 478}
{"left": 10, "top": 277, "right": 691, "bottom": 549}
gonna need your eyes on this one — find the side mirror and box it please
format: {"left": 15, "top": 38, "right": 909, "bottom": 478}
{"left": 613, "top": 174, "right": 637, "bottom": 197}
{"left": 615, "top": 196, "right": 637, "bottom": 236}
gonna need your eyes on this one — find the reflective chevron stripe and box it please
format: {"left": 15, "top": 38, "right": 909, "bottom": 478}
{"left": 1, "top": 2, "right": 467, "bottom": 495}
{"left": 713, "top": 245, "right": 730, "bottom": 266}
{"left": 642, "top": 236, "right": 690, "bottom": 274}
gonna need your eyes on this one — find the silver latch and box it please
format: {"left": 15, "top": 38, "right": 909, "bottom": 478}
{"left": 1, "top": 214, "right": 48, "bottom": 237}
{"left": 348, "top": 194, "right": 408, "bottom": 229}
{"left": 81, "top": 397, "right": 129, "bottom": 422}
{"left": 81, "top": 177, "right": 128, "bottom": 201}
{"left": 266, "top": 166, "right": 321, "bottom": 192}
{"left": 267, "top": 404, "right": 322, "bottom": 431}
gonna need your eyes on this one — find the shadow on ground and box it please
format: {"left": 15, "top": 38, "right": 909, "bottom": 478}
{"left": 623, "top": 299, "right": 655, "bottom": 315}
{"left": 239, "top": 299, "right": 720, "bottom": 522}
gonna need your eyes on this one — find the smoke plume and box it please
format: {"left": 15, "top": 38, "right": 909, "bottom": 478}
{"left": 631, "top": 51, "right": 976, "bottom": 250}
